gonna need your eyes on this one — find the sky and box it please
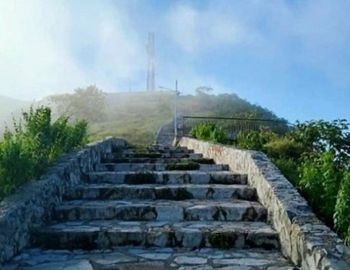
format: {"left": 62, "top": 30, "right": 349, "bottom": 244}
{"left": 0, "top": 0, "right": 349, "bottom": 122}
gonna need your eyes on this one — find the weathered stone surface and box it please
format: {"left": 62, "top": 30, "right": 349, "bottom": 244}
{"left": 101, "top": 157, "right": 216, "bottom": 164}
{"left": 0, "top": 138, "right": 127, "bottom": 265}
{"left": 1, "top": 141, "right": 298, "bottom": 270}
{"left": 96, "top": 163, "right": 228, "bottom": 172}
{"left": 4, "top": 247, "right": 297, "bottom": 270}
{"left": 32, "top": 220, "right": 279, "bottom": 249}
{"left": 179, "top": 137, "right": 350, "bottom": 270}
{"left": 53, "top": 199, "right": 266, "bottom": 222}
{"left": 88, "top": 171, "right": 248, "bottom": 185}
{"left": 64, "top": 183, "right": 256, "bottom": 201}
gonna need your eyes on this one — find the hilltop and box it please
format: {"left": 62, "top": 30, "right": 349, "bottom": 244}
{"left": 0, "top": 89, "right": 285, "bottom": 145}
{"left": 50, "top": 88, "right": 283, "bottom": 145}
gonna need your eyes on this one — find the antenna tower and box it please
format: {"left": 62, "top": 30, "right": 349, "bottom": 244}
{"left": 146, "top": 32, "right": 155, "bottom": 92}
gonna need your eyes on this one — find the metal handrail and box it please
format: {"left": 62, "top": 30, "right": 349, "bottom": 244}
{"left": 180, "top": 115, "right": 292, "bottom": 138}
{"left": 182, "top": 115, "right": 290, "bottom": 124}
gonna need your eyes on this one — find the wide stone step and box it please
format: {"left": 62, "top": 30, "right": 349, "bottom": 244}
{"left": 87, "top": 171, "right": 248, "bottom": 185}
{"left": 64, "top": 184, "right": 257, "bottom": 201}
{"left": 96, "top": 163, "right": 229, "bottom": 172}
{"left": 4, "top": 247, "right": 298, "bottom": 270}
{"left": 121, "top": 152, "right": 203, "bottom": 159}
{"left": 32, "top": 221, "right": 279, "bottom": 250}
{"left": 101, "top": 157, "right": 216, "bottom": 164}
{"left": 148, "top": 145, "right": 190, "bottom": 151}
{"left": 126, "top": 147, "right": 194, "bottom": 154}
{"left": 54, "top": 199, "right": 267, "bottom": 222}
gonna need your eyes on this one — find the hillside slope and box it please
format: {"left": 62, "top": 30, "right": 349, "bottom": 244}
{"left": 87, "top": 91, "right": 283, "bottom": 145}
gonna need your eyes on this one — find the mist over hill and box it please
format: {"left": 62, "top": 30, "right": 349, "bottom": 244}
{"left": 0, "top": 96, "right": 31, "bottom": 134}
{"left": 0, "top": 88, "right": 285, "bottom": 145}
{"left": 48, "top": 87, "right": 284, "bottom": 145}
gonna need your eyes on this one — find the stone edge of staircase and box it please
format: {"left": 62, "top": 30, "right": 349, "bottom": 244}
{"left": 0, "top": 137, "right": 128, "bottom": 265}
{"left": 178, "top": 137, "right": 350, "bottom": 270}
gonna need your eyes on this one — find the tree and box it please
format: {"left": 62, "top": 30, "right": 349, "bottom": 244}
{"left": 49, "top": 85, "right": 106, "bottom": 122}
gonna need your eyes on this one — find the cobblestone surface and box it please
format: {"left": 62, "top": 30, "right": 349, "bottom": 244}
{"left": 4, "top": 247, "right": 298, "bottom": 270}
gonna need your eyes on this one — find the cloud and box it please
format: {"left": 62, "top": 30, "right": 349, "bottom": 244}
{"left": 0, "top": 0, "right": 349, "bottom": 108}
{"left": 0, "top": 1, "right": 85, "bottom": 100}
{"left": 0, "top": 0, "right": 145, "bottom": 100}
{"left": 166, "top": 3, "right": 255, "bottom": 53}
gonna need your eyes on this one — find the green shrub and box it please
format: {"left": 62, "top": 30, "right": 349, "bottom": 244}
{"left": 299, "top": 151, "right": 342, "bottom": 225}
{"left": 232, "top": 119, "right": 350, "bottom": 245}
{"left": 190, "top": 123, "right": 227, "bottom": 144}
{"left": 273, "top": 158, "right": 299, "bottom": 185}
{"left": 264, "top": 137, "right": 304, "bottom": 160}
{"left": 335, "top": 173, "right": 350, "bottom": 243}
{"left": 0, "top": 106, "right": 87, "bottom": 200}
{"left": 236, "top": 130, "right": 278, "bottom": 151}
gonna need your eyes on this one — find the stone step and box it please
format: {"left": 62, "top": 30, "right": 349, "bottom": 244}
{"left": 96, "top": 163, "right": 229, "bottom": 172}
{"left": 64, "top": 184, "right": 257, "bottom": 201}
{"left": 54, "top": 199, "right": 267, "bottom": 222}
{"left": 148, "top": 145, "right": 189, "bottom": 151}
{"left": 126, "top": 148, "right": 194, "bottom": 154}
{"left": 101, "top": 157, "right": 216, "bottom": 164}
{"left": 121, "top": 153, "right": 203, "bottom": 159}
{"left": 32, "top": 221, "right": 279, "bottom": 250}
{"left": 4, "top": 247, "right": 299, "bottom": 270}
{"left": 87, "top": 171, "right": 248, "bottom": 185}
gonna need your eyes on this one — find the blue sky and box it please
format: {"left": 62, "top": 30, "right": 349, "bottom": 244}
{"left": 0, "top": 0, "right": 349, "bottom": 122}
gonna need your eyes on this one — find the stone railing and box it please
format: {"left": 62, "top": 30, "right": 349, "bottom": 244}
{"left": 0, "top": 137, "right": 127, "bottom": 265}
{"left": 178, "top": 137, "right": 350, "bottom": 270}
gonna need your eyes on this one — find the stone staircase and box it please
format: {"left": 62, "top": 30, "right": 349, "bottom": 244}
{"left": 5, "top": 144, "right": 298, "bottom": 269}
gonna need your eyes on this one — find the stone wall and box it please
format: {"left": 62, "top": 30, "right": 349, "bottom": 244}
{"left": 178, "top": 137, "right": 350, "bottom": 270}
{"left": 0, "top": 137, "right": 127, "bottom": 265}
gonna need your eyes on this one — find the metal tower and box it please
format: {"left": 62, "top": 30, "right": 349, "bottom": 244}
{"left": 146, "top": 32, "right": 155, "bottom": 92}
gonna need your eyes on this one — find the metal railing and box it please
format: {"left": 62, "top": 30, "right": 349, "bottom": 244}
{"left": 180, "top": 115, "right": 292, "bottom": 139}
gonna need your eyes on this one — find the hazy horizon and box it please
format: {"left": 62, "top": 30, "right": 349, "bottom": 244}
{"left": 1, "top": 0, "right": 350, "bottom": 122}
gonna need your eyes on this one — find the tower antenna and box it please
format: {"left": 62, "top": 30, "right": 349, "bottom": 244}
{"left": 146, "top": 32, "right": 155, "bottom": 92}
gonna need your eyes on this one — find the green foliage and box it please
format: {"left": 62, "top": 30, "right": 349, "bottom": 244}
{"left": 299, "top": 151, "right": 342, "bottom": 225}
{"left": 291, "top": 120, "right": 350, "bottom": 158}
{"left": 190, "top": 123, "right": 227, "bottom": 144}
{"left": 0, "top": 106, "right": 87, "bottom": 200}
{"left": 234, "top": 119, "right": 350, "bottom": 244}
{"left": 335, "top": 173, "right": 350, "bottom": 244}
{"left": 236, "top": 130, "right": 278, "bottom": 151}
{"left": 264, "top": 137, "right": 304, "bottom": 160}
{"left": 273, "top": 158, "right": 299, "bottom": 185}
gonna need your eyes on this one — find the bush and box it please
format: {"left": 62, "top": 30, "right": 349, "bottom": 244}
{"left": 232, "top": 119, "right": 350, "bottom": 245}
{"left": 335, "top": 173, "right": 350, "bottom": 244}
{"left": 190, "top": 123, "right": 227, "bottom": 144}
{"left": 0, "top": 106, "right": 87, "bottom": 200}
{"left": 299, "top": 151, "right": 342, "bottom": 226}
{"left": 236, "top": 130, "right": 278, "bottom": 152}
{"left": 264, "top": 137, "right": 304, "bottom": 160}
{"left": 273, "top": 158, "right": 299, "bottom": 185}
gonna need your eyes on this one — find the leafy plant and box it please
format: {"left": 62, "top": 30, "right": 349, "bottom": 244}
{"left": 233, "top": 119, "right": 350, "bottom": 245}
{"left": 236, "top": 130, "right": 278, "bottom": 151}
{"left": 299, "top": 151, "right": 342, "bottom": 225}
{"left": 0, "top": 106, "right": 87, "bottom": 200}
{"left": 190, "top": 123, "right": 227, "bottom": 144}
{"left": 335, "top": 172, "right": 350, "bottom": 244}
